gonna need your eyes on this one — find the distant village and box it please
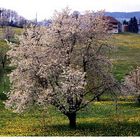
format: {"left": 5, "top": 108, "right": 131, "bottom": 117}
{"left": 40, "top": 15, "right": 140, "bottom": 34}
{"left": 106, "top": 16, "right": 140, "bottom": 34}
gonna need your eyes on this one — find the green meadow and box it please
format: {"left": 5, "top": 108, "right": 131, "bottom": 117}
{"left": 0, "top": 100, "right": 140, "bottom": 136}
{"left": 112, "top": 33, "right": 140, "bottom": 81}
{"left": 0, "top": 30, "right": 140, "bottom": 136}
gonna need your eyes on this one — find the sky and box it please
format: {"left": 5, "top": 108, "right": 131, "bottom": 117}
{"left": 0, "top": 0, "right": 140, "bottom": 21}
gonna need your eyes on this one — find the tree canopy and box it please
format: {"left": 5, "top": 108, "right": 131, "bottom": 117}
{"left": 5, "top": 8, "right": 119, "bottom": 128}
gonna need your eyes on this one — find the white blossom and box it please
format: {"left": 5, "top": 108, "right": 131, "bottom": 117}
{"left": 5, "top": 9, "right": 117, "bottom": 128}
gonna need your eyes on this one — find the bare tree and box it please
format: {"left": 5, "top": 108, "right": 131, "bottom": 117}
{"left": 5, "top": 8, "right": 118, "bottom": 128}
{"left": 2, "top": 26, "right": 15, "bottom": 41}
{"left": 0, "top": 7, "right": 27, "bottom": 27}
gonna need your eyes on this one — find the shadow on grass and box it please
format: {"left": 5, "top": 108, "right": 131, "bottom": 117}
{"left": 119, "top": 102, "right": 140, "bottom": 108}
{"left": 41, "top": 121, "right": 140, "bottom": 136}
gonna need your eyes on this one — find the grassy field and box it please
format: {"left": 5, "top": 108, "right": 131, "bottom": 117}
{"left": 0, "top": 27, "right": 23, "bottom": 35}
{"left": 112, "top": 33, "right": 140, "bottom": 81}
{"left": 0, "top": 31, "right": 140, "bottom": 136}
{"left": 0, "top": 100, "right": 140, "bottom": 136}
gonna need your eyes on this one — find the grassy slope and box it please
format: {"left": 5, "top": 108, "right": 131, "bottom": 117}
{"left": 0, "top": 27, "right": 23, "bottom": 35}
{"left": 0, "top": 30, "right": 140, "bottom": 136}
{"left": 112, "top": 33, "right": 140, "bottom": 81}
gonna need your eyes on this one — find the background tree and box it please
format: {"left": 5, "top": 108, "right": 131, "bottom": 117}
{"left": 128, "top": 17, "right": 139, "bottom": 33}
{"left": 2, "top": 26, "right": 15, "bottom": 42}
{"left": 133, "top": 17, "right": 139, "bottom": 33}
{"left": 71, "top": 10, "right": 80, "bottom": 19}
{"left": 122, "top": 67, "right": 140, "bottom": 103}
{"left": 123, "top": 20, "right": 128, "bottom": 25}
{"left": 5, "top": 9, "right": 118, "bottom": 128}
{"left": 0, "top": 40, "right": 11, "bottom": 100}
{"left": 0, "top": 7, "right": 27, "bottom": 28}
{"left": 0, "top": 40, "right": 9, "bottom": 69}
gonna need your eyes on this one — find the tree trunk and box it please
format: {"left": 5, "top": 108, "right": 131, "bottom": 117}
{"left": 67, "top": 112, "right": 76, "bottom": 129}
{"left": 2, "top": 61, "right": 5, "bottom": 69}
{"left": 96, "top": 96, "right": 100, "bottom": 101}
{"left": 137, "top": 95, "right": 140, "bottom": 103}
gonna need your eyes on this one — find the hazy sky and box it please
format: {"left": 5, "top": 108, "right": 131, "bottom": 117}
{"left": 1, "top": 0, "right": 140, "bottom": 21}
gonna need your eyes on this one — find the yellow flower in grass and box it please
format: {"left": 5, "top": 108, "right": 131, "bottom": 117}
{"left": 128, "top": 116, "right": 140, "bottom": 123}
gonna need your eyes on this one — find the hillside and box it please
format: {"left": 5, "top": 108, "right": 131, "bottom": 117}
{"left": 112, "top": 33, "right": 140, "bottom": 81}
{"left": 0, "top": 27, "right": 140, "bottom": 136}
{"left": 105, "top": 11, "right": 140, "bottom": 21}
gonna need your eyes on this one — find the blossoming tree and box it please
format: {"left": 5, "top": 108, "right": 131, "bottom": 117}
{"left": 122, "top": 67, "right": 140, "bottom": 103}
{"left": 5, "top": 8, "right": 118, "bottom": 128}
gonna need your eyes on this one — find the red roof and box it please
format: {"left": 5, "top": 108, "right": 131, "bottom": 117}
{"left": 104, "top": 16, "right": 119, "bottom": 23}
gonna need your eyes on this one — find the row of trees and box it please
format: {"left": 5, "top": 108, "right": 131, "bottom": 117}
{"left": 0, "top": 8, "right": 27, "bottom": 28}
{"left": 128, "top": 17, "right": 139, "bottom": 33}
{"left": 123, "top": 17, "right": 139, "bottom": 33}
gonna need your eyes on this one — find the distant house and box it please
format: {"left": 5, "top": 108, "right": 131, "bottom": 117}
{"left": 105, "top": 16, "right": 121, "bottom": 33}
{"left": 122, "top": 24, "right": 129, "bottom": 32}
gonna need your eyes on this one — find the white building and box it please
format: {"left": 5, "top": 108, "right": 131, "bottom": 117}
{"left": 105, "top": 16, "right": 120, "bottom": 34}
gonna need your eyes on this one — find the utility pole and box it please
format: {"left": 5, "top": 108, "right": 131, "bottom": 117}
{"left": 35, "top": 12, "right": 38, "bottom": 24}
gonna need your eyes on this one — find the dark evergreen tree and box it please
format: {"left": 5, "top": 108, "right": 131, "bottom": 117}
{"left": 128, "top": 18, "right": 133, "bottom": 32}
{"left": 133, "top": 17, "right": 139, "bottom": 33}
{"left": 128, "top": 17, "right": 139, "bottom": 33}
{"left": 123, "top": 20, "right": 128, "bottom": 25}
